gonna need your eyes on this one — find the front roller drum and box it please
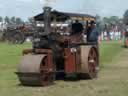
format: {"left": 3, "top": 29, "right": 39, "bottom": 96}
{"left": 17, "top": 72, "right": 54, "bottom": 86}
{"left": 80, "top": 46, "right": 99, "bottom": 79}
{"left": 16, "top": 54, "right": 54, "bottom": 86}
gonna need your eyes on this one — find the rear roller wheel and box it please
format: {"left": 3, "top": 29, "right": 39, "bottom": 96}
{"left": 88, "top": 48, "right": 98, "bottom": 78}
{"left": 80, "top": 46, "right": 99, "bottom": 79}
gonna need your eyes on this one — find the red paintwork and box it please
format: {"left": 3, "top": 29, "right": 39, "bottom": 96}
{"left": 64, "top": 48, "right": 76, "bottom": 74}
{"left": 38, "top": 49, "right": 54, "bottom": 86}
{"left": 34, "top": 49, "right": 53, "bottom": 72}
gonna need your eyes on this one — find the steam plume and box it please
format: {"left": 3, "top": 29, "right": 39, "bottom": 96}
{"left": 40, "top": 0, "right": 56, "bottom": 7}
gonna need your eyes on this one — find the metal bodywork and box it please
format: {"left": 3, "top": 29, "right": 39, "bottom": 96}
{"left": 18, "top": 55, "right": 46, "bottom": 73}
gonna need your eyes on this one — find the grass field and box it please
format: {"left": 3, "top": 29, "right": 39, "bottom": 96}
{"left": 0, "top": 41, "right": 126, "bottom": 96}
{"left": 100, "top": 41, "right": 124, "bottom": 66}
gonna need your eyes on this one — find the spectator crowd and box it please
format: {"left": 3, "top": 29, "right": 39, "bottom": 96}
{"left": 100, "top": 24, "right": 125, "bottom": 41}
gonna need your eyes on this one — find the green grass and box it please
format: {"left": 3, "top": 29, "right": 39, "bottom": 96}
{"left": 100, "top": 41, "right": 123, "bottom": 65}
{"left": 0, "top": 43, "right": 32, "bottom": 96}
{"left": 0, "top": 41, "right": 126, "bottom": 96}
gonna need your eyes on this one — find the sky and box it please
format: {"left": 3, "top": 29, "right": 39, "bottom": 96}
{"left": 0, "top": 0, "right": 128, "bottom": 20}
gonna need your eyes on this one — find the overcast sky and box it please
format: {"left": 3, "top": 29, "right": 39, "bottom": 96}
{"left": 0, "top": 0, "right": 127, "bottom": 20}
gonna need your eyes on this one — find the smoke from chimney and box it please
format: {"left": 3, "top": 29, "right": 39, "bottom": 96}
{"left": 40, "top": 0, "right": 56, "bottom": 7}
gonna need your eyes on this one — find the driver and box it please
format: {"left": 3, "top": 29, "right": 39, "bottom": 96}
{"left": 71, "top": 20, "right": 83, "bottom": 35}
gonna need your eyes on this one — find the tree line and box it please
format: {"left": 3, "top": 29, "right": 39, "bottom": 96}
{"left": 0, "top": 16, "right": 32, "bottom": 24}
{"left": 96, "top": 9, "right": 128, "bottom": 31}
{"left": 97, "top": 9, "right": 128, "bottom": 27}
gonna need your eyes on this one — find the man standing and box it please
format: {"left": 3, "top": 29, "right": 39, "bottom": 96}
{"left": 71, "top": 20, "right": 83, "bottom": 35}
{"left": 87, "top": 21, "right": 101, "bottom": 44}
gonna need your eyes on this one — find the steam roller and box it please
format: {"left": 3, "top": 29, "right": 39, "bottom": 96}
{"left": 16, "top": 6, "right": 99, "bottom": 86}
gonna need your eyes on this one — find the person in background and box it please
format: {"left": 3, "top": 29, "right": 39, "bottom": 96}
{"left": 87, "top": 21, "right": 101, "bottom": 44}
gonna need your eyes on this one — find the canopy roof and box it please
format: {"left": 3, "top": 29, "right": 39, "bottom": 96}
{"left": 34, "top": 10, "right": 95, "bottom": 22}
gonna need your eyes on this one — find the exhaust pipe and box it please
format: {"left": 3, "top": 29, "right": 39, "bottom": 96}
{"left": 43, "top": 7, "right": 51, "bottom": 35}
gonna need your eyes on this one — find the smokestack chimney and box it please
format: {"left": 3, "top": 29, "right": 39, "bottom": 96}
{"left": 43, "top": 6, "right": 51, "bottom": 35}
